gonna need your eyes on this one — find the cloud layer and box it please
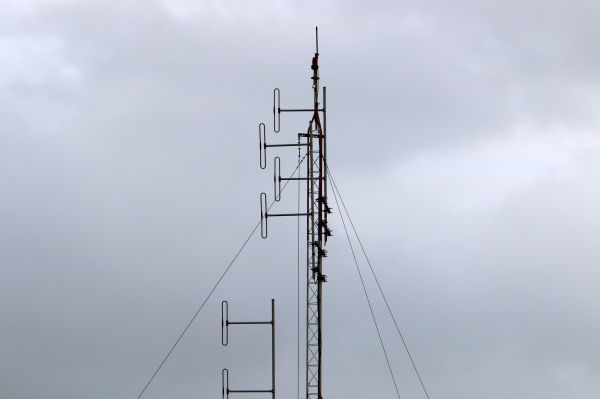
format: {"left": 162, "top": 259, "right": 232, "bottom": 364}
{"left": 1, "top": 1, "right": 600, "bottom": 398}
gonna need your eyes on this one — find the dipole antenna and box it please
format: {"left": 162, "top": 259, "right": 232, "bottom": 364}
{"left": 221, "top": 300, "right": 276, "bottom": 399}
{"left": 258, "top": 27, "right": 331, "bottom": 399}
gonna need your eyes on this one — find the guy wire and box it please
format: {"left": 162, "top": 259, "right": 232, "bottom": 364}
{"left": 327, "top": 166, "right": 431, "bottom": 399}
{"left": 136, "top": 154, "right": 308, "bottom": 399}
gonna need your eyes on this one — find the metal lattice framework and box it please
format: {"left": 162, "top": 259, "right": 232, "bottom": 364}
{"left": 305, "top": 71, "right": 328, "bottom": 399}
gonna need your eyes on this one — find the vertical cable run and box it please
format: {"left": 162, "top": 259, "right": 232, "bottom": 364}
{"left": 297, "top": 138, "right": 302, "bottom": 399}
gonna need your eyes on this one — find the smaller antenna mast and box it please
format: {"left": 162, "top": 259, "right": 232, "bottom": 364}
{"left": 221, "top": 300, "right": 276, "bottom": 399}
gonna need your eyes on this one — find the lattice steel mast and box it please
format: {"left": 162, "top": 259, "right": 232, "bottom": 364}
{"left": 305, "top": 27, "right": 329, "bottom": 399}
{"left": 258, "top": 27, "right": 331, "bottom": 399}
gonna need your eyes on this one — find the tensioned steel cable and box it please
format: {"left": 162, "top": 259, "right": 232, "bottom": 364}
{"left": 296, "top": 142, "right": 301, "bottom": 399}
{"left": 136, "top": 154, "right": 307, "bottom": 399}
{"left": 327, "top": 166, "right": 431, "bottom": 399}
{"left": 328, "top": 174, "right": 402, "bottom": 399}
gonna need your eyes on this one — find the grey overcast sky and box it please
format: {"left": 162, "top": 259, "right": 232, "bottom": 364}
{"left": 1, "top": 0, "right": 600, "bottom": 398}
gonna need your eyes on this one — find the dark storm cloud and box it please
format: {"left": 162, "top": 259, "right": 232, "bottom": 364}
{"left": 1, "top": 1, "right": 599, "bottom": 398}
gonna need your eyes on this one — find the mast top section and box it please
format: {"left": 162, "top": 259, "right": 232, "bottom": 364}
{"left": 312, "top": 27, "right": 319, "bottom": 73}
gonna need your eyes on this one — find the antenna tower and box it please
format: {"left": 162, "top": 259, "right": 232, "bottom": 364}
{"left": 222, "top": 27, "right": 330, "bottom": 399}
{"left": 261, "top": 27, "right": 330, "bottom": 399}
